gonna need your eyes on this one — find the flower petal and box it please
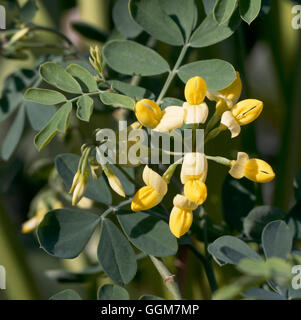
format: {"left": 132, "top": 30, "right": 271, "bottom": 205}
{"left": 221, "top": 111, "right": 241, "bottom": 138}
{"left": 154, "top": 106, "right": 184, "bottom": 132}
{"left": 183, "top": 102, "right": 209, "bottom": 124}
{"left": 229, "top": 152, "right": 249, "bottom": 179}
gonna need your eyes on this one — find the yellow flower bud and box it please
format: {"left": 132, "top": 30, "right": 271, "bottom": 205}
{"left": 72, "top": 171, "right": 89, "bottom": 205}
{"left": 185, "top": 76, "right": 207, "bottom": 105}
{"left": 244, "top": 159, "right": 275, "bottom": 183}
{"left": 184, "top": 179, "right": 207, "bottom": 205}
{"left": 22, "top": 216, "right": 41, "bottom": 234}
{"left": 135, "top": 99, "right": 163, "bottom": 129}
{"left": 229, "top": 152, "right": 275, "bottom": 183}
{"left": 104, "top": 167, "right": 126, "bottom": 198}
{"left": 131, "top": 166, "right": 167, "bottom": 212}
{"left": 169, "top": 195, "right": 198, "bottom": 238}
{"left": 219, "top": 72, "right": 242, "bottom": 104}
{"left": 232, "top": 99, "right": 263, "bottom": 126}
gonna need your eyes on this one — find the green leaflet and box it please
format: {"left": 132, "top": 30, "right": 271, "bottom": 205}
{"left": 103, "top": 40, "right": 170, "bottom": 76}
{"left": 34, "top": 102, "right": 72, "bottom": 151}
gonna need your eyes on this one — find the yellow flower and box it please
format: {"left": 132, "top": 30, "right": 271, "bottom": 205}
{"left": 229, "top": 152, "right": 275, "bottom": 183}
{"left": 181, "top": 152, "right": 208, "bottom": 183}
{"left": 221, "top": 99, "right": 263, "bottom": 138}
{"left": 183, "top": 77, "right": 209, "bottom": 124}
{"left": 207, "top": 72, "right": 242, "bottom": 108}
{"left": 184, "top": 179, "right": 207, "bottom": 205}
{"left": 169, "top": 195, "right": 198, "bottom": 238}
{"left": 131, "top": 166, "right": 168, "bottom": 212}
{"left": 185, "top": 76, "right": 207, "bottom": 105}
{"left": 135, "top": 99, "right": 184, "bottom": 132}
{"left": 135, "top": 99, "right": 163, "bottom": 129}
{"left": 181, "top": 153, "right": 208, "bottom": 205}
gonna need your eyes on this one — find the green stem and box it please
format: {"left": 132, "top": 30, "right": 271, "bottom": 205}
{"left": 188, "top": 244, "right": 218, "bottom": 294}
{"left": 206, "top": 155, "right": 232, "bottom": 166}
{"left": 156, "top": 43, "right": 189, "bottom": 104}
{"left": 149, "top": 255, "right": 182, "bottom": 300}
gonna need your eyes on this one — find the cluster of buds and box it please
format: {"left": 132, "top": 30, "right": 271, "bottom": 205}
{"left": 69, "top": 146, "right": 91, "bottom": 206}
{"left": 89, "top": 45, "right": 105, "bottom": 81}
{"left": 132, "top": 73, "right": 275, "bottom": 238}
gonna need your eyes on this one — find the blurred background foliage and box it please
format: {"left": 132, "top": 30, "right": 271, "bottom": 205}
{"left": 0, "top": 0, "right": 301, "bottom": 300}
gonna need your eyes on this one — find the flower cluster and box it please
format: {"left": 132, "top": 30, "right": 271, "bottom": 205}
{"left": 132, "top": 74, "right": 275, "bottom": 238}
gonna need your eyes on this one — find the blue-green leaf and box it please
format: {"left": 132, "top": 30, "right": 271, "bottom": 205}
{"left": 129, "top": 0, "right": 184, "bottom": 46}
{"left": 117, "top": 210, "right": 178, "bottom": 257}
{"left": 243, "top": 206, "right": 286, "bottom": 240}
{"left": 262, "top": 221, "right": 292, "bottom": 260}
{"left": 1, "top": 105, "right": 25, "bottom": 161}
{"left": 25, "top": 102, "right": 56, "bottom": 131}
{"left": 40, "top": 62, "right": 82, "bottom": 94}
{"left": 34, "top": 102, "right": 72, "bottom": 151}
{"left": 103, "top": 40, "right": 170, "bottom": 76}
{"left": 213, "top": 0, "right": 238, "bottom": 25}
{"left": 38, "top": 208, "right": 101, "bottom": 259}
{"left": 49, "top": 289, "right": 82, "bottom": 300}
{"left": 76, "top": 95, "right": 94, "bottom": 122}
{"left": 208, "top": 235, "right": 262, "bottom": 266}
{"left": 98, "top": 284, "right": 130, "bottom": 300}
{"left": 190, "top": 11, "right": 241, "bottom": 48}
{"left": 98, "top": 219, "right": 137, "bottom": 285}
{"left": 113, "top": 0, "right": 143, "bottom": 38}
{"left": 55, "top": 153, "right": 112, "bottom": 205}
{"left": 66, "top": 64, "right": 98, "bottom": 93}
{"left": 178, "top": 59, "right": 236, "bottom": 90}
{"left": 239, "top": 0, "right": 262, "bottom": 25}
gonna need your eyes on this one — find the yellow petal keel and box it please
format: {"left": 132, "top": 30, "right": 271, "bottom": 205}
{"left": 244, "top": 159, "right": 275, "bottom": 183}
{"left": 184, "top": 76, "right": 207, "bottom": 105}
{"left": 184, "top": 179, "right": 207, "bottom": 205}
{"left": 135, "top": 99, "right": 163, "bottom": 129}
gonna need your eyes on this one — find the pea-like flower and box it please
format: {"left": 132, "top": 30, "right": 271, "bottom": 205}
{"left": 221, "top": 99, "right": 263, "bottom": 138}
{"left": 135, "top": 99, "right": 184, "bottom": 132}
{"left": 181, "top": 152, "right": 208, "bottom": 205}
{"left": 169, "top": 195, "right": 198, "bottom": 238}
{"left": 207, "top": 72, "right": 242, "bottom": 108}
{"left": 183, "top": 76, "right": 209, "bottom": 125}
{"left": 134, "top": 76, "right": 209, "bottom": 132}
{"left": 229, "top": 152, "right": 275, "bottom": 183}
{"left": 131, "top": 166, "right": 168, "bottom": 212}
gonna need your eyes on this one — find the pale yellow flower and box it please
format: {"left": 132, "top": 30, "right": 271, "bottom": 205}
{"left": 230, "top": 152, "right": 275, "bottom": 183}
{"left": 221, "top": 99, "right": 263, "bottom": 138}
